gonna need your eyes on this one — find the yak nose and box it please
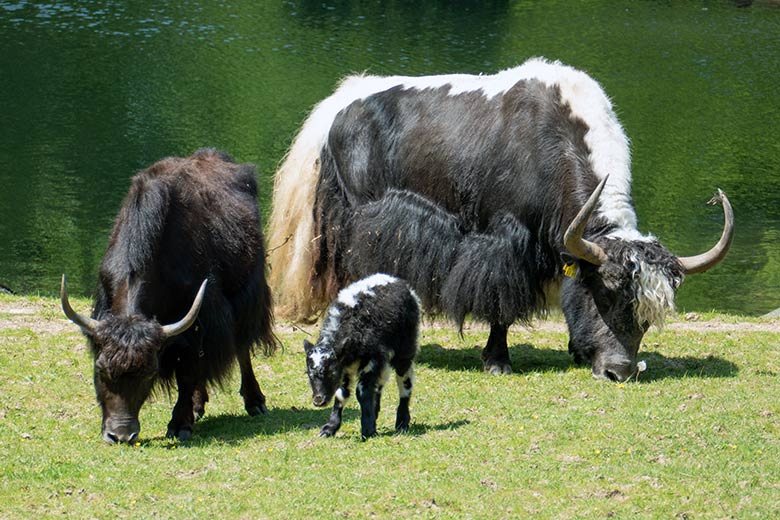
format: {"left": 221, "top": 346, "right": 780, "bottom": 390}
{"left": 103, "top": 429, "right": 139, "bottom": 444}
{"left": 102, "top": 419, "right": 141, "bottom": 444}
{"left": 593, "top": 359, "right": 635, "bottom": 383}
{"left": 312, "top": 394, "right": 328, "bottom": 407}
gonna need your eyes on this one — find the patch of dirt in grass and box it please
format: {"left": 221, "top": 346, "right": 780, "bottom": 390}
{"left": 0, "top": 298, "right": 74, "bottom": 335}
{"left": 3, "top": 297, "right": 780, "bottom": 336}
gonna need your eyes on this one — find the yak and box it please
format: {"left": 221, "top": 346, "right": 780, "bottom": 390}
{"left": 267, "top": 58, "right": 733, "bottom": 382}
{"left": 62, "top": 148, "right": 277, "bottom": 443}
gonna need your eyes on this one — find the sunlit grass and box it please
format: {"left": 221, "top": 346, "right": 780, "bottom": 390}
{"left": 1, "top": 294, "right": 779, "bottom": 518}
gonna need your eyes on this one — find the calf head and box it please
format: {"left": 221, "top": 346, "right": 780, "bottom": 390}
{"left": 303, "top": 339, "right": 341, "bottom": 407}
{"left": 561, "top": 177, "right": 733, "bottom": 382}
{"left": 61, "top": 277, "right": 207, "bottom": 443}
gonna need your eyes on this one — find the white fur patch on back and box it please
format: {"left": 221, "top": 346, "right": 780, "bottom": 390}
{"left": 318, "top": 306, "right": 341, "bottom": 347}
{"left": 337, "top": 273, "right": 397, "bottom": 308}
{"left": 328, "top": 59, "right": 642, "bottom": 239}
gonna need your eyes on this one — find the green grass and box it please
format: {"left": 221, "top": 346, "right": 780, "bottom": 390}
{"left": 1, "top": 294, "right": 779, "bottom": 518}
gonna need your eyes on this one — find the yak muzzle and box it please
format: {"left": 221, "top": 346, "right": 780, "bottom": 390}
{"left": 102, "top": 417, "right": 141, "bottom": 444}
{"left": 312, "top": 394, "right": 329, "bottom": 407}
{"left": 592, "top": 356, "right": 635, "bottom": 383}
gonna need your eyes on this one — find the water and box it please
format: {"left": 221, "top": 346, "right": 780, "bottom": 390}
{"left": 1, "top": 1, "right": 779, "bottom": 315}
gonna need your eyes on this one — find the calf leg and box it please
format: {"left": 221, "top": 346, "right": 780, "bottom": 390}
{"left": 192, "top": 383, "right": 209, "bottom": 422}
{"left": 374, "top": 363, "right": 392, "bottom": 420}
{"left": 237, "top": 348, "right": 268, "bottom": 416}
{"left": 356, "top": 376, "right": 378, "bottom": 440}
{"left": 320, "top": 373, "right": 353, "bottom": 437}
{"left": 482, "top": 323, "right": 512, "bottom": 375}
{"left": 394, "top": 360, "right": 415, "bottom": 432}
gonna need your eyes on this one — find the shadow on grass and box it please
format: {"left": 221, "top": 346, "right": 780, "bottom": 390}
{"left": 141, "top": 410, "right": 471, "bottom": 446}
{"left": 418, "top": 343, "right": 738, "bottom": 381}
{"left": 134, "top": 406, "right": 353, "bottom": 447}
{"left": 632, "top": 350, "right": 738, "bottom": 382}
{"left": 418, "top": 342, "right": 572, "bottom": 374}
{"left": 403, "top": 419, "right": 471, "bottom": 436}
{"left": 195, "top": 406, "right": 346, "bottom": 441}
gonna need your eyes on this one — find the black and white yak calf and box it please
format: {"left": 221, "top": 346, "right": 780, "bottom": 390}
{"left": 61, "top": 149, "right": 277, "bottom": 443}
{"left": 268, "top": 57, "right": 734, "bottom": 383}
{"left": 303, "top": 273, "right": 420, "bottom": 439}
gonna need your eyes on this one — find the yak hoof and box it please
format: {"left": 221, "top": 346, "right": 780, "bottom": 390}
{"left": 166, "top": 427, "right": 193, "bottom": 441}
{"left": 485, "top": 362, "right": 512, "bottom": 375}
{"left": 246, "top": 402, "right": 269, "bottom": 416}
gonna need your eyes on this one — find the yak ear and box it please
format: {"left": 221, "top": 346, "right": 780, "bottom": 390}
{"left": 302, "top": 339, "right": 314, "bottom": 353}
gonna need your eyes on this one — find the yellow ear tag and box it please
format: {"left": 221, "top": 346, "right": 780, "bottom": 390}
{"left": 563, "top": 262, "right": 578, "bottom": 278}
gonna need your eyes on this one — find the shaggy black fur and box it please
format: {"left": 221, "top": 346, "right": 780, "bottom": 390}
{"left": 345, "top": 189, "right": 464, "bottom": 312}
{"left": 442, "top": 211, "right": 554, "bottom": 329}
{"left": 85, "top": 148, "right": 277, "bottom": 443}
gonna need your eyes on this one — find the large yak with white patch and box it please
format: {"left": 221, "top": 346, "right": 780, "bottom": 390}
{"left": 62, "top": 149, "right": 277, "bottom": 443}
{"left": 267, "top": 58, "right": 733, "bottom": 382}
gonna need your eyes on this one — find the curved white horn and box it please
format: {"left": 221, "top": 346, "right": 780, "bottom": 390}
{"left": 161, "top": 279, "right": 208, "bottom": 338}
{"left": 677, "top": 189, "right": 734, "bottom": 275}
{"left": 61, "top": 274, "right": 99, "bottom": 334}
{"left": 563, "top": 176, "right": 609, "bottom": 266}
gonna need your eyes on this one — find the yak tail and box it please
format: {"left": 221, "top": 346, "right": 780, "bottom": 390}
{"left": 266, "top": 118, "right": 326, "bottom": 321}
{"left": 266, "top": 82, "right": 364, "bottom": 321}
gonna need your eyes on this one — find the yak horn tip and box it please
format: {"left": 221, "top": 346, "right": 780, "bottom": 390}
{"left": 61, "top": 273, "right": 99, "bottom": 334}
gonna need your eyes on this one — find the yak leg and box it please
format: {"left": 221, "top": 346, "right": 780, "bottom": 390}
{"left": 320, "top": 373, "right": 353, "bottom": 437}
{"left": 167, "top": 364, "right": 198, "bottom": 440}
{"left": 394, "top": 360, "right": 415, "bottom": 432}
{"left": 238, "top": 348, "right": 268, "bottom": 416}
{"left": 192, "top": 383, "right": 209, "bottom": 422}
{"left": 482, "top": 323, "right": 512, "bottom": 375}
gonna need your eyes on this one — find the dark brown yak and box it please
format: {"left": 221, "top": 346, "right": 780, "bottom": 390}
{"left": 62, "top": 148, "right": 277, "bottom": 443}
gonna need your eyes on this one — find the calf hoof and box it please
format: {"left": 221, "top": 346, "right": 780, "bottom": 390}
{"left": 484, "top": 360, "right": 512, "bottom": 375}
{"left": 319, "top": 425, "right": 337, "bottom": 438}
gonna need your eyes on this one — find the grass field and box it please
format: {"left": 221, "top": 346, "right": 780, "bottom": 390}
{"left": 1, "top": 294, "right": 779, "bottom": 519}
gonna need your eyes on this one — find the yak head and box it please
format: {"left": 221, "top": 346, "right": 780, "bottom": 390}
{"left": 61, "top": 277, "right": 207, "bottom": 444}
{"left": 303, "top": 337, "right": 342, "bottom": 407}
{"left": 560, "top": 177, "right": 733, "bottom": 382}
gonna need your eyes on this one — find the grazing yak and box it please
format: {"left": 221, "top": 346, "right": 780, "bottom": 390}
{"left": 62, "top": 149, "right": 277, "bottom": 443}
{"left": 267, "top": 58, "right": 733, "bottom": 382}
{"left": 304, "top": 273, "right": 420, "bottom": 439}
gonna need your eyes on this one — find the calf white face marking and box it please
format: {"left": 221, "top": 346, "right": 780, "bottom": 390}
{"left": 337, "top": 273, "right": 397, "bottom": 308}
{"left": 309, "top": 347, "right": 334, "bottom": 370}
